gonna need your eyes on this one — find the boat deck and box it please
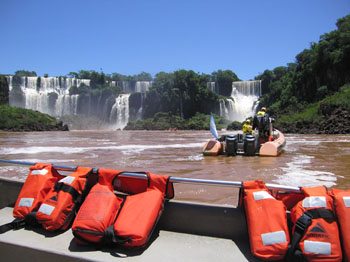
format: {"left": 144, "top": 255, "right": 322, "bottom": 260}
{"left": 0, "top": 176, "right": 258, "bottom": 261}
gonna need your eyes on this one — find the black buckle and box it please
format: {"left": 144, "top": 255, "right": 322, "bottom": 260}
{"left": 12, "top": 219, "right": 26, "bottom": 230}
{"left": 295, "top": 213, "right": 312, "bottom": 233}
{"left": 54, "top": 182, "right": 63, "bottom": 192}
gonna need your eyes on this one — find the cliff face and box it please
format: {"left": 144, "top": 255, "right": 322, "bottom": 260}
{"left": 279, "top": 107, "right": 350, "bottom": 134}
{"left": 0, "top": 75, "right": 9, "bottom": 105}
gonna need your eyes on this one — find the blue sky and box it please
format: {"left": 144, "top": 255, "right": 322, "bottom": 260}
{"left": 1, "top": 0, "right": 349, "bottom": 80}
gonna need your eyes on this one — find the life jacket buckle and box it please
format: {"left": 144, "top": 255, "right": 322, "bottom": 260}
{"left": 12, "top": 219, "right": 26, "bottom": 230}
{"left": 54, "top": 181, "right": 63, "bottom": 192}
{"left": 295, "top": 213, "right": 312, "bottom": 234}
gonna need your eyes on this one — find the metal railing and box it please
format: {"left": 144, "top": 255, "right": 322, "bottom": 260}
{"left": 0, "top": 159, "right": 301, "bottom": 192}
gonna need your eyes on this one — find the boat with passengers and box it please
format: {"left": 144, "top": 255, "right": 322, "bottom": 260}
{"left": 202, "top": 113, "right": 286, "bottom": 157}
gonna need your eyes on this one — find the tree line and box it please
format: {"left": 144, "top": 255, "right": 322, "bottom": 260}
{"left": 256, "top": 14, "right": 350, "bottom": 119}
{"left": 2, "top": 14, "right": 350, "bottom": 132}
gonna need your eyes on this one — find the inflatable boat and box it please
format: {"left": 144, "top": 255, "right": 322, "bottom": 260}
{"left": 203, "top": 113, "right": 285, "bottom": 157}
{"left": 202, "top": 129, "right": 286, "bottom": 157}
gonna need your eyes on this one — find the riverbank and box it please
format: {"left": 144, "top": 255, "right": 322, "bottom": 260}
{"left": 279, "top": 107, "right": 350, "bottom": 134}
{"left": 0, "top": 105, "right": 69, "bottom": 132}
{"left": 276, "top": 86, "right": 350, "bottom": 134}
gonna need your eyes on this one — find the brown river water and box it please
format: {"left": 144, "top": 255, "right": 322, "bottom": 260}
{"left": 0, "top": 130, "right": 350, "bottom": 206}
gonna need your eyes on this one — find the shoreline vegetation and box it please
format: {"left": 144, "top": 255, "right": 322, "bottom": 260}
{"left": 0, "top": 14, "right": 349, "bottom": 134}
{"left": 0, "top": 105, "right": 68, "bottom": 132}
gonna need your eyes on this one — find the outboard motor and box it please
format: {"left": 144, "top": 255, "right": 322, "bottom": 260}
{"left": 226, "top": 134, "right": 238, "bottom": 156}
{"left": 244, "top": 135, "right": 256, "bottom": 156}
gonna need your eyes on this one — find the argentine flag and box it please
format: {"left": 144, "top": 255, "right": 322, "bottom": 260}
{"left": 210, "top": 114, "right": 219, "bottom": 140}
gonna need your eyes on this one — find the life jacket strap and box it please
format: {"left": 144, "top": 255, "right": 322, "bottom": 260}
{"left": 287, "top": 208, "right": 335, "bottom": 261}
{"left": 0, "top": 210, "right": 40, "bottom": 234}
{"left": 54, "top": 181, "right": 80, "bottom": 200}
{"left": 103, "top": 225, "right": 131, "bottom": 245}
{"left": 0, "top": 219, "right": 25, "bottom": 233}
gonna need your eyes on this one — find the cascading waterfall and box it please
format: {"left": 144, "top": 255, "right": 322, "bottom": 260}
{"left": 6, "top": 76, "right": 152, "bottom": 130}
{"left": 135, "top": 93, "right": 146, "bottom": 121}
{"left": 109, "top": 94, "right": 131, "bottom": 130}
{"left": 7, "top": 76, "right": 90, "bottom": 117}
{"left": 109, "top": 80, "right": 152, "bottom": 93}
{"left": 207, "top": 82, "right": 216, "bottom": 93}
{"left": 219, "top": 80, "right": 261, "bottom": 122}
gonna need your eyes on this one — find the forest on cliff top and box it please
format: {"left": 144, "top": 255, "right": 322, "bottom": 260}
{"left": 1, "top": 14, "right": 349, "bottom": 133}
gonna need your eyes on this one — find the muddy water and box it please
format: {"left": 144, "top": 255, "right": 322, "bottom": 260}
{"left": 0, "top": 130, "right": 349, "bottom": 205}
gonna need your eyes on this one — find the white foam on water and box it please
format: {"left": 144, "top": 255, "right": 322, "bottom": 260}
{"left": 119, "top": 142, "right": 203, "bottom": 155}
{"left": 18, "top": 158, "right": 76, "bottom": 163}
{"left": 0, "top": 146, "right": 89, "bottom": 155}
{"left": 83, "top": 153, "right": 99, "bottom": 159}
{"left": 285, "top": 139, "right": 322, "bottom": 146}
{"left": 174, "top": 154, "right": 204, "bottom": 162}
{"left": 1, "top": 142, "right": 204, "bottom": 156}
{"left": 273, "top": 154, "right": 338, "bottom": 188}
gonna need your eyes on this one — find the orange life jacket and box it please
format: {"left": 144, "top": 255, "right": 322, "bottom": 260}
{"left": 287, "top": 186, "right": 342, "bottom": 262}
{"left": 330, "top": 188, "right": 350, "bottom": 261}
{"left": 241, "top": 180, "right": 290, "bottom": 260}
{"left": 13, "top": 163, "right": 64, "bottom": 222}
{"left": 2, "top": 163, "right": 93, "bottom": 233}
{"left": 35, "top": 166, "right": 93, "bottom": 231}
{"left": 72, "top": 168, "right": 174, "bottom": 249}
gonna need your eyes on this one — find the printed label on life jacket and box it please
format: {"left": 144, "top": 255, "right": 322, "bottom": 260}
{"left": 304, "top": 240, "right": 331, "bottom": 255}
{"left": 31, "top": 169, "right": 48, "bottom": 175}
{"left": 343, "top": 196, "right": 350, "bottom": 207}
{"left": 302, "top": 196, "right": 326, "bottom": 208}
{"left": 59, "top": 176, "right": 75, "bottom": 184}
{"left": 253, "top": 191, "right": 274, "bottom": 201}
{"left": 18, "top": 198, "right": 34, "bottom": 207}
{"left": 261, "top": 230, "right": 287, "bottom": 246}
{"left": 38, "top": 204, "right": 55, "bottom": 216}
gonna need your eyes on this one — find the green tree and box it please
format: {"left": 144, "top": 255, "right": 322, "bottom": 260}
{"left": 211, "top": 70, "right": 240, "bottom": 96}
{"left": 0, "top": 75, "right": 9, "bottom": 105}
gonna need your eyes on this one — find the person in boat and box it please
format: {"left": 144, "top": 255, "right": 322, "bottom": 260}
{"left": 253, "top": 107, "right": 270, "bottom": 142}
{"left": 257, "top": 107, "right": 269, "bottom": 117}
{"left": 243, "top": 120, "right": 253, "bottom": 135}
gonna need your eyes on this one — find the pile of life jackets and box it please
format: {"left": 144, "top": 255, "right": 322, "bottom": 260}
{"left": 240, "top": 180, "right": 350, "bottom": 261}
{"left": 0, "top": 163, "right": 174, "bottom": 250}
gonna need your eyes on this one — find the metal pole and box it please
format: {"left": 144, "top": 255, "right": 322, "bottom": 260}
{"left": 0, "top": 159, "right": 301, "bottom": 192}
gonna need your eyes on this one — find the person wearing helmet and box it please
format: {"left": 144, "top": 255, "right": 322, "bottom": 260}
{"left": 243, "top": 119, "right": 253, "bottom": 135}
{"left": 253, "top": 107, "right": 271, "bottom": 144}
{"left": 257, "top": 107, "right": 266, "bottom": 116}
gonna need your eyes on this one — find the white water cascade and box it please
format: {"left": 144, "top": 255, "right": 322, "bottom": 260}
{"left": 7, "top": 76, "right": 90, "bottom": 117}
{"left": 109, "top": 94, "right": 131, "bottom": 130}
{"left": 6, "top": 76, "right": 150, "bottom": 130}
{"left": 219, "top": 80, "right": 261, "bottom": 122}
{"left": 109, "top": 81, "right": 152, "bottom": 93}
{"left": 206, "top": 82, "right": 216, "bottom": 93}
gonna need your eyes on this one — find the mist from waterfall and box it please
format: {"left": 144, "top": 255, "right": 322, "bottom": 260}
{"left": 219, "top": 80, "right": 261, "bottom": 122}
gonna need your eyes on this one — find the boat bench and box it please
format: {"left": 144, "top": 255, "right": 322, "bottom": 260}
{"left": 0, "top": 176, "right": 257, "bottom": 261}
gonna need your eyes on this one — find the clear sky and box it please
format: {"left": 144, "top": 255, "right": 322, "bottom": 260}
{"left": 1, "top": 0, "right": 349, "bottom": 80}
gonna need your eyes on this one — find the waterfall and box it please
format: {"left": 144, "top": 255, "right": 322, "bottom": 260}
{"left": 207, "top": 82, "right": 216, "bottom": 92}
{"left": 7, "top": 76, "right": 90, "bottom": 117}
{"left": 136, "top": 93, "right": 146, "bottom": 121}
{"left": 7, "top": 76, "right": 152, "bottom": 129}
{"left": 109, "top": 80, "right": 152, "bottom": 93}
{"left": 219, "top": 80, "right": 261, "bottom": 122}
{"left": 109, "top": 94, "right": 131, "bottom": 130}
{"left": 135, "top": 81, "right": 152, "bottom": 93}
